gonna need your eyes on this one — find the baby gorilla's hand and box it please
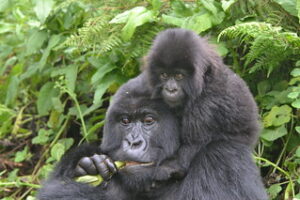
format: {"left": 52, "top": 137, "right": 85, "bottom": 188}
{"left": 75, "top": 154, "right": 117, "bottom": 181}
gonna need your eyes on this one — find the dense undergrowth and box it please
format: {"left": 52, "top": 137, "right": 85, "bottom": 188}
{"left": 0, "top": 0, "right": 300, "bottom": 199}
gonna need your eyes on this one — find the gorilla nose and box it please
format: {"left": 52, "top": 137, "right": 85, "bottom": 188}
{"left": 124, "top": 137, "right": 145, "bottom": 150}
{"left": 166, "top": 87, "right": 178, "bottom": 93}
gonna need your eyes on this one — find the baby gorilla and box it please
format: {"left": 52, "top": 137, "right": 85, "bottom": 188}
{"left": 38, "top": 75, "right": 181, "bottom": 200}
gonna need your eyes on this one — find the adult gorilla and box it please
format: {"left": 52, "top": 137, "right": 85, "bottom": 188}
{"left": 38, "top": 74, "right": 267, "bottom": 200}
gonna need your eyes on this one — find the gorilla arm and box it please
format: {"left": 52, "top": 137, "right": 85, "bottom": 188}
{"left": 37, "top": 145, "right": 128, "bottom": 200}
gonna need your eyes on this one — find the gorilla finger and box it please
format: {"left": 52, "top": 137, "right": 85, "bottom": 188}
{"left": 91, "top": 155, "right": 111, "bottom": 180}
{"left": 75, "top": 165, "right": 87, "bottom": 176}
{"left": 78, "top": 157, "right": 97, "bottom": 175}
{"left": 104, "top": 157, "right": 117, "bottom": 174}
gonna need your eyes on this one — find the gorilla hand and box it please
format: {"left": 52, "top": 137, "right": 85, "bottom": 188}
{"left": 75, "top": 154, "right": 117, "bottom": 181}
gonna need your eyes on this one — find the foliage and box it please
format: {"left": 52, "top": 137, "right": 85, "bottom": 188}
{"left": 0, "top": 0, "right": 299, "bottom": 199}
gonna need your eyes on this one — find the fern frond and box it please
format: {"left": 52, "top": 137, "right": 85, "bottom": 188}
{"left": 218, "top": 22, "right": 300, "bottom": 75}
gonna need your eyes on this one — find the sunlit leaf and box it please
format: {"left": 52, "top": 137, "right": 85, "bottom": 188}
{"left": 221, "top": 0, "right": 237, "bottom": 11}
{"left": 34, "top": 0, "right": 55, "bottom": 23}
{"left": 263, "top": 105, "right": 292, "bottom": 127}
{"left": 260, "top": 126, "right": 287, "bottom": 141}
{"left": 291, "top": 68, "right": 300, "bottom": 77}
{"left": 26, "top": 29, "right": 48, "bottom": 55}
{"left": 274, "top": 0, "right": 297, "bottom": 16}
{"left": 37, "top": 82, "right": 59, "bottom": 116}
{"left": 267, "top": 184, "right": 282, "bottom": 199}
{"left": 292, "top": 99, "right": 300, "bottom": 108}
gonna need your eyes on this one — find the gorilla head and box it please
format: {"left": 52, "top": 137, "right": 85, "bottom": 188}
{"left": 146, "top": 28, "right": 222, "bottom": 107}
{"left": 100, "top": 75, "right": 180, "bottom": 190}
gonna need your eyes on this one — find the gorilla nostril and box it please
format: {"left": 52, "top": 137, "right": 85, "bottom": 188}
{"left": 131, "top": 140, "right": 143, "bottom": 149}
{"left": 167, "top": 88, "right": 177, "bottom": 93}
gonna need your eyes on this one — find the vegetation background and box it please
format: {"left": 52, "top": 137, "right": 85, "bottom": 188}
{"left": 0, "top": 0, "right": 299, "bottom": 199}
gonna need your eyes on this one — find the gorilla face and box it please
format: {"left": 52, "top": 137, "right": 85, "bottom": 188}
{"left": 154, "top": 69, "right": 189, "bottom": 107}
{"left": 100, "top": 92, "right": 180, "bottom": 174}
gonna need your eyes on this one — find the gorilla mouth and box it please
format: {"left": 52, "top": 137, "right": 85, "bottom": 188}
{"left": 123, "top": 161, "right": 154, "bottom": 168}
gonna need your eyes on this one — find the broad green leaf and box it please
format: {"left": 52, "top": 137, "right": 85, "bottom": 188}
{"left": 26, "top": 29, "right": 48, "bottom": 55}
{"left": 34, "top": 0, "right": 54, "bottom": 23}
{"left": 257, "top": 81, "right": 271, "bottom": 96}
{"left": 37, "top": 82, "right": 59, "bottom": 116}
{"left": 291, "top": 68, "right": 300, "bottom": 77}
{"left": 93, "top": 81, "right": 114, "bottom": 106}
{"left": 295, "top": 126, "right": 300, "bottom": 134}
{"left": 263, "top": 105, "right": 292, "bottom": 127}
{"left": 267, "top": 184, "right": 282, "bottom": 199}
{"left": 38, "top": 34, "right": 61, "bottom": 71}
{"left": 110, "top": 7, "right": 147, "bottom": 24}
{"left": 221, "top": 0, "right": 237, "bottom": 11}
{"left": 64, "top": 65, "right": 78, "bottom": 92}
{"left": 32, "top": 129, "right": 53, "bottom": 144}
{"left": 170, "top": 0, "right": 193, "bottom": 17}
{"left": 5, "top": 75, "right": 19, "bottom": 106}
{"left": 274, "top": 0, "right": 298, "bottom": 16}
{"left": 51, "top": 143, "right": 65, "bottom": 161}
{"left": 0, "top": 0, "right": 11, "bottom": 12}
{"left": 183, "top": 14, "right": 212, "bottom": 34}
{"left": 260, "top": 126, "right": 287, "bottom": 141}
{"left": 151, "top": 0, "right": 162, "bottom": 11}
{"left": 121, "top": 9, "right": 155, "bottom": 41}
{"left": 91, "top": 63, "right": 117, "bottom": 85}
{"left": 15, "top": 146, "right": 30, "bottom": 162}
{"left": 292, "top": 99, "right": 300, "bottom": 108}
{"left": 288, "top": 91, "right": 299, "bottom": 99}
{"left": 58, "top": 138, "right": 74, "bottom": 151}
{"left": 161, "top": 15, "right": 184, "bottom": 26}
{"left": 202, "top": 0, "right": 218, "bottom": 16}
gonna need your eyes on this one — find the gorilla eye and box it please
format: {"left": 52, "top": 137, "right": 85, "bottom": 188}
{"left": 160, "top": 73, "right": 168, "bottom": 80}
{"left": 143, "top": 116, "right": 155, "bottom": 125}
{"left": 175, "top": 73, "right": 184, "bottom": 80}
{"left": 121, "top": 117, "right": 130, "bottom": 125}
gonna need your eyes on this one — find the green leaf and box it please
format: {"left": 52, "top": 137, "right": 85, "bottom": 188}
{"left": 151, "top": 0, "right": 162, "bottom": 11}
{"left": 295, "top": 126, "right": 300, "bottom": 134}
{"left": 5, "top": 75, "right": 19, "bottom": 106}
{"left": 26, "top": 29, "right": 48, "bottom": 55}
{"left": 37, "top": 82, "right": 59, "bottom": 116}
{"left": 110, "top": 7, "right": 147, "bottom": 24}
{"left": 51, "top": 143, "right": 65, "bottom": 161}
{"left": 182, "top": 13, "right": 213, "bottom": 34}
{"left": 267, "top": 184, "right": 282, "bottom": 199}
{"left": 121, "top": 8, "right": 155, "bottom": 41}
{"left": 38, "top": 34, "right": 62, "bottom": 71}
{"left": 91, "top": 63, "right": 117, "bottom": 85}
{"left": 273, "top": 0, "right": 298, "bottom": 16}
{"left": 292, "top": 99, "right": 300, "bottom": 108}
{"left": 260, "top": 126, "right": 288, "bottom": 141}
{"left": 287, "top": 91, "right": 299, "bottom": 99}
{"left": 291, "top": 68, "right": 300, "bottom": 77}
{"left": 263, "top": 105, "right": 292, "bottom": 127}
{"left": 202, "top": 0, "right": 218, "bottom": 16}
{"left": 58, "top": 138, "right": 74, "bottom": 151}
{"left": 0, "top": 0, "right": 11, "bottom": 12}
{"left": 161, "top": 15, "right": 184, "bottom": 26}
{"left": 32, "top": 129, "right": 53, "bottom": 144}
{"left": 170, "top": 0, "right": 193, "bottom": 17}
{"left": 298, "top": 0, "right": 300, "bottom": 23}
{"left": 34, "top": 0, "right": 55, "bottom": 23}
{"left": 15, "top": 146, "right": 30, "bottom": 162}
{"left": 221, "top": 0, "right": 237, "bottom": 11}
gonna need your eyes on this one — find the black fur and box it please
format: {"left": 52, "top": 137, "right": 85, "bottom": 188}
{"left": 37, "top": 29, "right": 267, "bottom": 200}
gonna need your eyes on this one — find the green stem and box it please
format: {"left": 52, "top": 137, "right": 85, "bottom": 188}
{"left": 254, "top": 156, "right": 295, "bottom": 197}
{"left": 0, "top": 181, "right": 40, "bottom": 188}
